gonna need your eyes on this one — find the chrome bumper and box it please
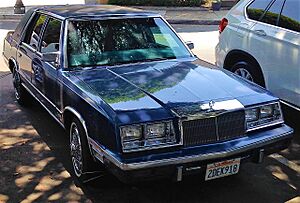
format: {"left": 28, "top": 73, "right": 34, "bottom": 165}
{"left": 89, "top": 124, "right": 293, "bottom": 171}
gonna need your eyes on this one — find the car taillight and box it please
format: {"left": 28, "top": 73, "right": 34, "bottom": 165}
{"left": 219, "top": 18, "right": 228, "bottom": 34}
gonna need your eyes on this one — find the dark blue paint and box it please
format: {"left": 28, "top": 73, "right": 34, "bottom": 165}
{"left": 3, "top": 5, "right": 293, "bottom": 179}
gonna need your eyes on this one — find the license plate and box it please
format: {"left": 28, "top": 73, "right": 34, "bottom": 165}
{"left": 205, "top": 158, "right": 241, "bottom": 181}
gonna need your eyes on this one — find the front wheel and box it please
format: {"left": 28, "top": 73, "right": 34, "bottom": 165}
{"left": 231, "top": 60, "right": 265, "bottom": 87}
{"left": 69, "top": 118, "right": 100, "bottom": 182}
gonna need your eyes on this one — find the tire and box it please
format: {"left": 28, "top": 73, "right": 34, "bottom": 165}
{"left": 69, "top": 118, "right": 100, "bottom": 183}
{"left": 12, "top": 68, "right": 31, "bottom": 106}
{"left": 231, "top": 60, "right": 265, "bottom": 87}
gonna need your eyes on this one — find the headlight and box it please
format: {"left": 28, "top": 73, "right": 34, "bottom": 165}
{"left": 120, "top": 121, "right": 177, "bottom": 152}
{"left": 245, "top": 108, "right": 259, "bottom": 122}
{"left": 260, "top": 105, "right": 273, "bottom": 119}
{"left": 246, "top": 102, "right": 283, "bottom": 131}
{"left": 120, "top": 125, "right": 142, "bottom": 142}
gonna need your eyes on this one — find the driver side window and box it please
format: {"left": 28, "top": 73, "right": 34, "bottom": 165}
{"left": 41, "top": 18, "right": 62, "bottom": 53}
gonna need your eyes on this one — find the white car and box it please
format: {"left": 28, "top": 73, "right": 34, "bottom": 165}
{"left": 216, "top": 0, "right": 300, "bottom": 110}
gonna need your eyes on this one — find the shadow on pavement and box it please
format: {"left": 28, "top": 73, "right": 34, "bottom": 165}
{"left": 0, "top": 75, "right": 89, "bottom": 202}
{"left": 0, "top": 74, "right": 299, "bottom": 202}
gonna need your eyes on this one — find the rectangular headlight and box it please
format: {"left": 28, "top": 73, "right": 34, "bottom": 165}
{"left": 120, "top": 121, "right": 177, "bottom": 152}
{"left": 260, "top": 105, "right": 273, "bottom": 119}
{"left": 245, "top": 108, "right": 259, "bottom": 122}
{"left": 146, "top": 123, "right": 166, "bottom": 139}
{"left": 246, "top": 102, "right": 283, "bottom": 131}
{"left": 120, "top": 125, "right": 142, "bottom": 142}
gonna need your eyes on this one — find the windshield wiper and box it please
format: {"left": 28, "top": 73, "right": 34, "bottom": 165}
{"left": 106, "top": 56, "right": 177, "bottom": 67}
{"left": 134, "top": 56, "right": 177, "bottom": 63}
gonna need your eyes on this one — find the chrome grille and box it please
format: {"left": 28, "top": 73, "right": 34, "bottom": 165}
{"left": 183, "top": 111, "right": 245, "bottom": 147}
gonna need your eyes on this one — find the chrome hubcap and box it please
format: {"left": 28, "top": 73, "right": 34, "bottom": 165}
{"left": 70, "top": 122, "right": 83, "bottom": 177}
{"left": 234, "top": 68, "right": 254, "bottom": 82}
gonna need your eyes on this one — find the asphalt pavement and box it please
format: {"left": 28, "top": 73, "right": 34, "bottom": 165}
{"left": 0, "top": 20, "right": 299, "bottom": 203}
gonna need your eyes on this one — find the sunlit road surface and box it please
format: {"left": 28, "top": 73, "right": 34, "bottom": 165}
{"left": 179, "top": 31, "right": 219, "bottom": 64}
{"left": 0, "top": 21, "right": 299, "bottom": 203}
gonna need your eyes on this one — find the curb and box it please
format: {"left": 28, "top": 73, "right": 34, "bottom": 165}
{"left": 0, "top": 14, "right": 23, "bottom": 20}
{"left": 168, "top": 19, "right": 220, "bottom": 25}
{"left": 132, "top": 6, "right": 211, "bottom": 11}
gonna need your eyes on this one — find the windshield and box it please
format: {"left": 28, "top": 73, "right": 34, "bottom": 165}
{"left": 67, "top": 17, "right": 192, "bottom": 68}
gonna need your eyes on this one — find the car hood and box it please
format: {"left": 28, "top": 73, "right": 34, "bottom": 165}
{"left": 69, "top": 59, "right": 277, "bottom": 123}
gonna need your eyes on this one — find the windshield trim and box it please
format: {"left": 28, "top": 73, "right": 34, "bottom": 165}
{"left": 63, "top": 57, "right": 197, "bottom": 72}
{"left": 64, "top": 16, "right": 194, "bottom": 70}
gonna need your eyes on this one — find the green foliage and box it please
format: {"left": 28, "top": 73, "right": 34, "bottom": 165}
{"left": 108, "top": 0, "right": 202, "bottom": 7}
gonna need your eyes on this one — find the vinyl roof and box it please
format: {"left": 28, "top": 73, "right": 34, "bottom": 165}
{"left": 36, "top": 4, "right": 158, "bottom": 19}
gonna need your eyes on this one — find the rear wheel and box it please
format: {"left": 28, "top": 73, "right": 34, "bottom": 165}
{"left": 12, "top": 68, "right": 31, "bottom": 106}
{"left": 230, "top": 60, "right": 265, "bottom": 87}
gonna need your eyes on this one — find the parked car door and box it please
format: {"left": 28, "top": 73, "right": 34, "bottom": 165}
{"left": 18, "top": 13, "right": 47, "bottom": 82}
{"left": 34, "top": 17, "right": 63, "bottom": 119}
{"left": 247, "top": 0, "right": 300, "bottom": 107}
{"left": 275, "top": 0, "right": 300, "bottom": 107}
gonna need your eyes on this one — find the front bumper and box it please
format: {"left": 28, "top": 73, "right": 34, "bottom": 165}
{"left": 89, "top": 124, "right": 293, "bottom": 180}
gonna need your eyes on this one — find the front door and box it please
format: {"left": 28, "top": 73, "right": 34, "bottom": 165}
{"left": 34, "top": 17, "right": 63, "bottom": 119}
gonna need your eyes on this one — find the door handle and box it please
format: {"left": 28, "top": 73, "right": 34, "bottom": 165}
{"left": 18, "top": 52, "right": 22, "bottom": 57}
{"left": 253, "top": 29, "right": 267, "bottom": 36}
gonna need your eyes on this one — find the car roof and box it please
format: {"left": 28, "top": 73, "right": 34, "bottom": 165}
{"left": 35, "top": 4, "right": 159, "bottom": 19}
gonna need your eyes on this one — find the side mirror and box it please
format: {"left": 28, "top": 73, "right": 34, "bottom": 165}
{"left": 41, "top": 52, "right": 60, "bottom": 64}
{"left": 186, "top": 41, "right": 194, "bottom": 50}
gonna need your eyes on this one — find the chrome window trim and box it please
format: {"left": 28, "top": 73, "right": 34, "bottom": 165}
{"left": 244, "top": 0, "right": 300, "bottom": 35}
{"left": 37, "top": 10, "right": 65, "bottom": 21}
{"left": 245, "top": 101, "right": 284, "bottom": 132}
{"left": 21, "top": 42, "right": 36, "bottom": 53}
{"left": 89, "top": 128, "right": 293, "bottom": 171}
{"left": 119, "top": 120, "right": 183, "bottom": 153}
{"left": 63, "top": 19, "right": 69, "bottom": 69}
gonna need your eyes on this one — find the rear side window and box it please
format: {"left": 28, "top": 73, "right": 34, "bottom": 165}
{"left": 23, "top": 13, "right": 47, "bottom": 50}
{"left": 41, "top": 18, "right": 62, "bottom": 53}
{"left": 261, "top": 0, "right": 285, "bottom": 26}
{"left": 247, "top": 0, "right": 273, "bottom": 21}
{"left": 278, "top": 0, "right": 300, "bottom": 32}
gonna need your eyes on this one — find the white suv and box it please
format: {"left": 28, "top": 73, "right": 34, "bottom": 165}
{"left": 216, "top": 0, "right": 300, "bottom": 110}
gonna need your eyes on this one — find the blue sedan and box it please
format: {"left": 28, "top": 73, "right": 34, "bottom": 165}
{"left": 3, "top": 5, "right": 293, "bottom": 183}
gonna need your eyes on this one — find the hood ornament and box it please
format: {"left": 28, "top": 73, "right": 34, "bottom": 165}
{"left": 208, "top": 100, "right": 215, "bottom": 112}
